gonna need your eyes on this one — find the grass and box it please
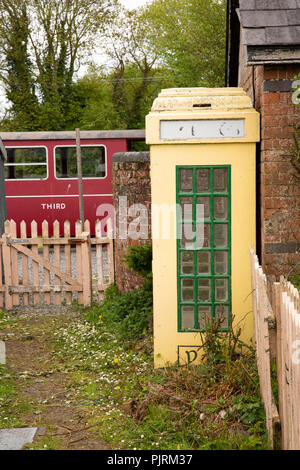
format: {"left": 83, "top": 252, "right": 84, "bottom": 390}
{"left": 49, "top": 294, "right": 270, "bottom": 450}
{"left": 0, "top": 364, "right": 33, "bottom": 429}
{"left": 0, "top": 290, "right": 270, "bottom": 450}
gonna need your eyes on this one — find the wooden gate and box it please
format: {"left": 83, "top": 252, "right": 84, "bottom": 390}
{"left": 0, "top": 219, "right": 114, "bottom": 310}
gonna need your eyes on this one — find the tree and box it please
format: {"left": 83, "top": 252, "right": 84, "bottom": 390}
{"left": 0, "top": 0, "right": 39, "bottom": 130}
{"left": 98, "top": 6, "right": 174, "bottom": 129}
{"left": 143, "top": 0, "right": 227, "bottom": 88}
{"left": 71, "top": 65, "right": 127, "bottom": 130}
{"left": 0, "top": 0, "right": 114, "bottom": 131}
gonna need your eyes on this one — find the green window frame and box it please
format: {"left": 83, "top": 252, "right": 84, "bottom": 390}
{"left": 176, "top": 165, "right": 232, "bottom": 332}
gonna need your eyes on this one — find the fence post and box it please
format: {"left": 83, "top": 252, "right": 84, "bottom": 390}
{"left": 267, "top": 275, "right": 277, "bottom": 364}
{"left": 81, "top": 231, "right": 92, "bottom": 306}
{"left": 274, "top": 281, "right": 284, "bottom": 447}
{"left": 107, "top": 218, "right": 115, "bottom": 285}
{"left": 2, "top": 231, "right": 12, "bottom": 310}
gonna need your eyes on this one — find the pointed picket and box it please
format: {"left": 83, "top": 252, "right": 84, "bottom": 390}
{"left": 10, "top": 220, "right": 19, "bottom": 306}
{"left": 107, "top": 218, "right": 115, "bottom": 285}
{"left": 31, "top": 220, "right": 40, "bottom": 306}
{"left": 95, "top": 219, "right": 104, "bottom": 298}
{"left": 20, "top": 221, "right": 29, "bottom": 306}
{"left": 64, "top": 220, "right": 72, "bottom": 305}
{"left": 84, "top": 219, "right": 90, "bottom": 233}
{"left": 53, "top": 220, "right": 61, "bottom": 305}
{"left": 42, "top": 220, "right": 50, "bottom": 305}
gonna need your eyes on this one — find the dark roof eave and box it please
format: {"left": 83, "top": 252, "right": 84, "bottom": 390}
{"left": 247, "top": 58, "right": 300, "bottom": 64}
{"left": 246, "top": 44, "right": 300, "bottom": 65}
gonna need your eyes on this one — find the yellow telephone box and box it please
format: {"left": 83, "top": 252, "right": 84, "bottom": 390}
{"left": 146, "top": 88, "right": 260, "bottom": 368}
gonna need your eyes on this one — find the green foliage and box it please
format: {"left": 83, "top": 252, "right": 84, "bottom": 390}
{"left": 143, "top": 0, "right": 227, "bottom": 88}
{"left": 71, "top": 67, "right": 127, "bottom": 130}
{"left": 230, "top": 395, "right": 265, "bottom": 426}
{"left": 122, "top": 243, "right": 153, "bottom": 293}
{"left": 72, "top": 63, "right": 173, "bottom": 131}
{"left": 0, "top": 0, "right": 227, "bottom": 132}
{"left": 198, "top": 314, "right": 253, "bottom": 371}
{"left": 122, "top": 243, "right": 152, "bottom": 278}
{"left": 0, "top": 307, "right": 269, "bottom": 451}
{"left": 0, "top": 364, "right": 32, "bottom": 428}
{"left": 290, "top": 272, "right": 300, "bottom": 290}
{"left": 84, "top": 244, "right": 153, "bottom": 341}
{"left": 285, "top": 261, "right": 300, "bottom": 290}
{"left": 0, "top": 0, "right": 114, "bottom": 131}
{"left": 85, "top": 283, "right": 153, "bottom": 341}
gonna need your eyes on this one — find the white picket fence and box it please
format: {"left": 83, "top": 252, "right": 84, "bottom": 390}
{"left": 250, "top": 248, "right": 300, "bottom": 449}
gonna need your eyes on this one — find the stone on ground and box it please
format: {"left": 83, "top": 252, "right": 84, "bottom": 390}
{"left": 0, "top": 427, "right": 37, "bottom": 450}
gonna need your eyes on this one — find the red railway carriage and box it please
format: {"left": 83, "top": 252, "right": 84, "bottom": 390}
{"left": 0, "top": 130, "right": 145, "bottom": 236}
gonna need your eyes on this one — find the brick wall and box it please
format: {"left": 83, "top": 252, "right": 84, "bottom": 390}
{"left": 239, "top": 44, "right": 300, "bottom": 277}
{"left": 112, "top": 152, "right": 151, "bottom": 292}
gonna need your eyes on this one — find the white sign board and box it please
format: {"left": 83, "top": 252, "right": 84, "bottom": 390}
{"left": 160, "top": 119, "right": 245, "bottom": 140}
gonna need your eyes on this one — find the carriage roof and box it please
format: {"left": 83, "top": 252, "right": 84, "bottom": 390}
{"left": 0, "top": 129, "right": 145, "bottom": 141}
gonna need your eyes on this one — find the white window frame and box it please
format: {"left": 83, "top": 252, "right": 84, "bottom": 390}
{"left": 54, "top": 144, "right": 107, "bottom": 181}
{"left": 4, "top": 146, "right": 49, "bottom": 181}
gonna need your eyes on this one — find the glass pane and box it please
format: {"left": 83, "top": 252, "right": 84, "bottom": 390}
{"left": 5, "top": 165, "right": 47, "bottom": 180}
{"left": 215, "top": 278, "right": 228, "bottom": 302}
{"left": 196, "top": 223, "right": 210, "bottom": 248}
{"left": 198, "top": 278, "right": 211, "bottom": 302}
{"left": 181, "top": 251, "right": 194, "bottom": 275}
{"left": 214, "top": 197, "right": 228, "bottom": 220}
{"left": 214, "top": 251, "right": 228, "bottom": 275}
{"left": 197, "top": 168, "right": 210, "bottom": 192}
{"left": 214, "top": 224, "right": 228, "bottom": 248}
{"left": 181, "top": 223, "right": 194, "bottom": 249}
{"left": 181, "top": 306, "right": 195, "bottom": 330}
{"left": 180, "top": 197, "right": 193, "bottom": 221}
{"left": 5, "top": 147, "right": 47, "bottom": 180}
{"left": 197, "top": 251, "right": 210, "bottom": 274}
{"left": 55, "top": 146, "right": 106, "bottom": 178}
{"left": 197, "top": 197, "right": 210, "bottom": 220}
{"left": 214, "top": 168, "right": 227, "bottom": 192}
{"left": 215, "top": 306, "right": 229, "bottom": 329}
{"left": 179, "top": 169, "right": 193, "bottom": 192}
{"left": 198, "top": 306, "right": 212, "bottom": 329}
{"left": 181, "top": 278, "right": 194, "bottom": 302}
{"left": 7, "top": 147, "right": 46, "bottom": 164}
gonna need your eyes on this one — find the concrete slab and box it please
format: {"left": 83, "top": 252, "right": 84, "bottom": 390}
{"left": 0, "top": 341, "right": 5, "bottom": 364}
{"left": 0, "top": 427, "right": 37, "bottom": 450}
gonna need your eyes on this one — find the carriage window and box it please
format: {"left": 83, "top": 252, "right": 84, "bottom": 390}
{"left": 55, "top": 146, "right": 106, "bottom": 178}
{"left": 5, "top": 147, "right": 47, "bottom": 179}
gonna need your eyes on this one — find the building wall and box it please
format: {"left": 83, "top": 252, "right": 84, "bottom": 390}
{"left": 112, "top": 152, "right": 151, "bottom": 292}
{"left": 239, "top": 40, "right": 300, "bottom": 277}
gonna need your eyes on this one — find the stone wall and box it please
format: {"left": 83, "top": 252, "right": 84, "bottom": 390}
{"left": 112, "top": 152, "right": 151, "bottom": 292}
{"left": 239, "top": 44, "right": 300, "bottom": 277}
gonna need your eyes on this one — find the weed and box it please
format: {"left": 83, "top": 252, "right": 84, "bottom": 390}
{"left": 0, "top": 293, "right": 269, "bottom": 450}
{"left": 23, "top": 435, "right": 64, "bottom": 451}
{"left": 83, "top": 284, "right": 153, "bottom": 342}
{"left": 0, "top": 364, "right": 32, "bottom": 428}
{"left": 285, "top": 261, "right": 300, "bottom": 290}
{"left": 122, "top": 243, "right": 152, "bottom": 279}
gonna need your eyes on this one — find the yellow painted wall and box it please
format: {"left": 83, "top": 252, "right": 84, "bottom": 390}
{"left": 146, "top": 88, "right": 260, "bottom": 369}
